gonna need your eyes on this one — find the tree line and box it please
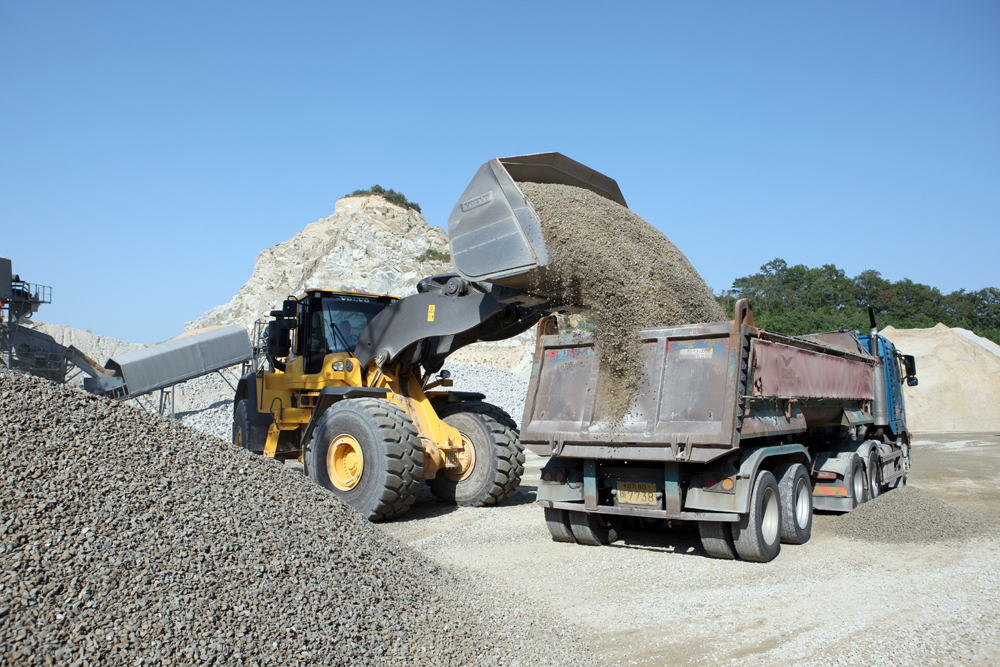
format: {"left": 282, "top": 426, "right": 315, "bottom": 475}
{"left": 716, "top": 259, "right": 999, "bottom": 344}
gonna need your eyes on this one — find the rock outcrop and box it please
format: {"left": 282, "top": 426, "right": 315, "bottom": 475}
{"left": 20, "top": 319, "right": 141, "bottom": 366}
{"left": 185, "top": 195, "right": 452, "bottom": 331}
{"left": 881, "top": 323, "right": 1000, "bottom": 432}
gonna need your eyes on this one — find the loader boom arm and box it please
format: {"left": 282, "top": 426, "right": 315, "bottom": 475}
{"left": 354, "top": 274, "right": 559, "bottom": 374}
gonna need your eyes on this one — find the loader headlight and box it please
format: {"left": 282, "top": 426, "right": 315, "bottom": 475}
{"left": 331, "top": 361, "right": 345, "bottom": 372}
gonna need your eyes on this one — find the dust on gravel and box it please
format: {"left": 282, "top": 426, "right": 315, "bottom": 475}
{"left": 815, "top": 485, "right": 996, "bottom": 543}
{"left": 0, "top": 368, "right": 589, "bottom": 666}
{"left": 517, "top": 182, "right": 724, "bottom": 419}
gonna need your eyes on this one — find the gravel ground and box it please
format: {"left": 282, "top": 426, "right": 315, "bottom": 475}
{"left": 385, "top": 448, "right": 1000, "bottom": 667}
{"left": 518, "top": 181, "right": 724, "bottom": 420}
{"left": 0, "top": 368, "right": 591, "bottom": 666}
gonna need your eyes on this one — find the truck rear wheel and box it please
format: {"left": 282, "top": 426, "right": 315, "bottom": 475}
{"left": 775, "top": 463, "right": 812, "bottom": 545}
{"left": 867, "top": 451, "right": 882, "bottom": 500}
{"left": 849, "top": 455, "right": 867, "bottom": 508}
{"left": 699, "top": 521, "right": 737, "bottom": 559}
{"left": 233, "top": 399, "right": 266, "bottom": 454}
{"left": 306, "top": 398, "right": 423, "bottom": 521}
{"left": 429, "top": 402, "right": 524, "bottom": 507}
{"left": 544, "top": 507, "right": 576, "bottom": 543}
{"left": 731, "top": 470, "right": 781, "bottom": 562}
{"left": 569, "top": 511, "right": 621, "bottom": 546}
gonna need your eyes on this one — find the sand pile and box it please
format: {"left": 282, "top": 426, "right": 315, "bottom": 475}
{"left": 0, "top": 368, "right": 587, "bottom": 666}
{"left": 517, "top": 182, "right": 724, "bottom": 419}
{"left": 881, "top": 323, "right": 1000, "bottom": 432}
{"left": 816, "top": 486, "right": 994, "bottom": 543}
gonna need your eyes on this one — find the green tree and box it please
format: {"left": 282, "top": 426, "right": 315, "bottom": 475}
{"left": 722, "top": 258, "right": 999, "bottom": 344}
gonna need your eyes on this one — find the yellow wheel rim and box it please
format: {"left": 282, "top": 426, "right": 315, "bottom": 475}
{"left": 328, "top": 435, "right": 364, "bottom": 491}
{"left": 444, "top": 433, "right": 476, "bottom": 482}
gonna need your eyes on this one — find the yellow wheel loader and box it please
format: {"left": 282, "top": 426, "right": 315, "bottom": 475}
{"left": 232, "top": 153, "right": 626, "bottom": 520}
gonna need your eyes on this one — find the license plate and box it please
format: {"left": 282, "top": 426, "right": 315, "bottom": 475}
{"left": 617, "top": 481, "right": 658, "bottom": 506}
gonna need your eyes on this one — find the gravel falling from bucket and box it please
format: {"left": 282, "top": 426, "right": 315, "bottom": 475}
{"left": 518, "top": 182, "right": 724, "bottom": 421}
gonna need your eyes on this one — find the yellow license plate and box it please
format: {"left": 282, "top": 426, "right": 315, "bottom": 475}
{"left": 617, "top": 481, "right": 658, "bottom": 506}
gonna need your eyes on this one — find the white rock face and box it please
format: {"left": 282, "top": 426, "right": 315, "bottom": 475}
{"left": 22, "top": 319, "right": 142, "bottom": 366}
{"left": 185, "top": 195, "right": 452, "bottom": 331}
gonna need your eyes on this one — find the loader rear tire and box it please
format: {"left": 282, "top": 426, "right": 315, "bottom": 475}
{"left": 699, "top": 521, "right": 737, "bottom": 559}
{"left": 569, "top": 511, "right": 621, "bottom": 546}
{"left": 306, "top": 398, "right": 423, "bottom": 522}
{"left": 775, "top": 463, "right": 812, "bottom": 545}
{"left": 233, "top": 399, "right": 267, "bottom": 454}
{"left": 731, "top": 470, "right": 781, "bottom": 563}
{"left": 544, "top": 508, "right": 576, "bottom": 543}
{"left": 429, "top": 402, "right": 524, "bottom": 507}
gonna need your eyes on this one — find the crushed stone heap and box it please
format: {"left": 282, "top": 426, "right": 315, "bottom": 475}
{"left": 518, "top": 182, "right": 725, "bottom": 419}
{"left": 815, "top": 486, "right": 995, "bottom": 543}
{"left": 881, "top": 323, "right": 1000, "bottom": 432}
{"left": 0, "top": 368, "right": 588, "bottom": 666}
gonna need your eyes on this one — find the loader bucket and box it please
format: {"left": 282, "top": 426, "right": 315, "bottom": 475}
{"left": 446, "top": 152, "right": 627, "bottom": 289}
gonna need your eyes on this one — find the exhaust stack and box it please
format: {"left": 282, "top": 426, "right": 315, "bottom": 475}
{"left": 868, "top": 307, "right": 889, "bottom": 427}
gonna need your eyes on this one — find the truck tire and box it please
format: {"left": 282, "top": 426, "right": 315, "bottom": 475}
{"left": 867, "top": 450, "right": 882, "bottom": 500}
{"left": 233, "top": 399, "right": 267, "bottom": 454}
{"left": 888, "top": 455, "right": 907, "bottom": 489}
{"left": 699, "top": 521, "right": 737, "bottom": 559}
{"left": 544, "top": 508, "right": 576, "bottom": 543}
{"left": 305, "top": 398, "right": 423, "bottom": 521}
{"left": 429, "top": 402, "right": 524, "bottom": 507}
{"left": 569, "top": 511, "right": 621, "bottom": 546}
{"left": 731, "top": 470, "right": 781, "bottom": 563}
{"left": 849, "top": 454, "right": 867, "bottom": 508}
{"left": 775, "top": 463, "right": 812, "bottom": 545}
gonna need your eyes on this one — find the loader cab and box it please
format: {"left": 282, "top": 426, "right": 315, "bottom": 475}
{"left": 295, "top": 290, "right": 398, "bottom": 374}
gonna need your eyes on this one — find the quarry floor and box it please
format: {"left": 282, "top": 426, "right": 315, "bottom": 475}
{"left": 372, "top": 432, "right": 1000, "bottom": 666}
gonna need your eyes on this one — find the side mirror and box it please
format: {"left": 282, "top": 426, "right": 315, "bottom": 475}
{"left": 265, "top": 319, "right": 293, "bottom": 358}
{"left": 901, "top": 354, "right": 917, "bottom": 387}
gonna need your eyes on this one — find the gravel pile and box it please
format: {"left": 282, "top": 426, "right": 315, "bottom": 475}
{"left": 518, "top": 182, "right": 724, "bottom": 420}
{"left": 441, "top": 362, "right": 528, "bottom": 428}
{"left": 815, "top": 486, "right": 996, "bottom": 543}
{"left": 0, "top": 368, "right": 588, "bottom": 665}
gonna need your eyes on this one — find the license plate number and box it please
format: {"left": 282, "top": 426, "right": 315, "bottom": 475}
{"left": 617, "top": 481, "right": 658, "bottom": 506}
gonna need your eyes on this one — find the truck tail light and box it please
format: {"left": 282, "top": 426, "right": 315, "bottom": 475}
{"left": 813, "top": 470, "right": 837, "bottom": 480}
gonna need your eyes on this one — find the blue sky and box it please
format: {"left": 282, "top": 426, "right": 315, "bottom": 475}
{"left": 2, "top": 1, "right": 997, "bottom": 343}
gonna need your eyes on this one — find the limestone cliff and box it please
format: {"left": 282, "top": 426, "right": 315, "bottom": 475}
{"left": 185, "top": 195, "right": 452, "bottom": 331}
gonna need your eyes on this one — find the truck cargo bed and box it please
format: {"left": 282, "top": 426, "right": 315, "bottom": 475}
{"left": 521, "top": 318, "right": 878, "bottom": 463}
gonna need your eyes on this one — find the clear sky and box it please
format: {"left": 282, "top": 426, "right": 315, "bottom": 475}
{"left": 2, "top": 1, "right": 997, "bottom": 344}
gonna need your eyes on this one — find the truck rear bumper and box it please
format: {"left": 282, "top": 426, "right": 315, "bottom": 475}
{"left": 538, "top": 499, "right": 740, "bottom": 523}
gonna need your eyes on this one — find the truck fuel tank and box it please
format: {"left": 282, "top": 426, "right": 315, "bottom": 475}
{"left": 446, "top": 152, "right": 626, "bottom": 290}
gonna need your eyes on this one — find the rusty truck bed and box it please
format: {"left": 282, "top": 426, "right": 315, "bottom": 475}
{"left": 520, "top": 318, "right": 877, "bottom": 463}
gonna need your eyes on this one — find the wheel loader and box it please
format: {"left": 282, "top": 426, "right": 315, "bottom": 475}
{"left": 232, "top": 152, "right": 625, "bottom": 520}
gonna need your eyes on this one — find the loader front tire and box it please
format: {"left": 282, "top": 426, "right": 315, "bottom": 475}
{"left": 429, "top": 402, "right": 524, "bottom": 507}
{"left": 233, "top": 399, "right": 267, "bottom": 454}
{"left": 306, "top": 398, "right": 423, "bottom": 522}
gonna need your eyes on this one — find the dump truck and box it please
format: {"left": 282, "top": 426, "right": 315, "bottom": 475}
{"left": 523, "top": 303, "right": 918, "bottom": 562}
{"left": 233, "top": 153, "right": 612, "bottom": 520}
